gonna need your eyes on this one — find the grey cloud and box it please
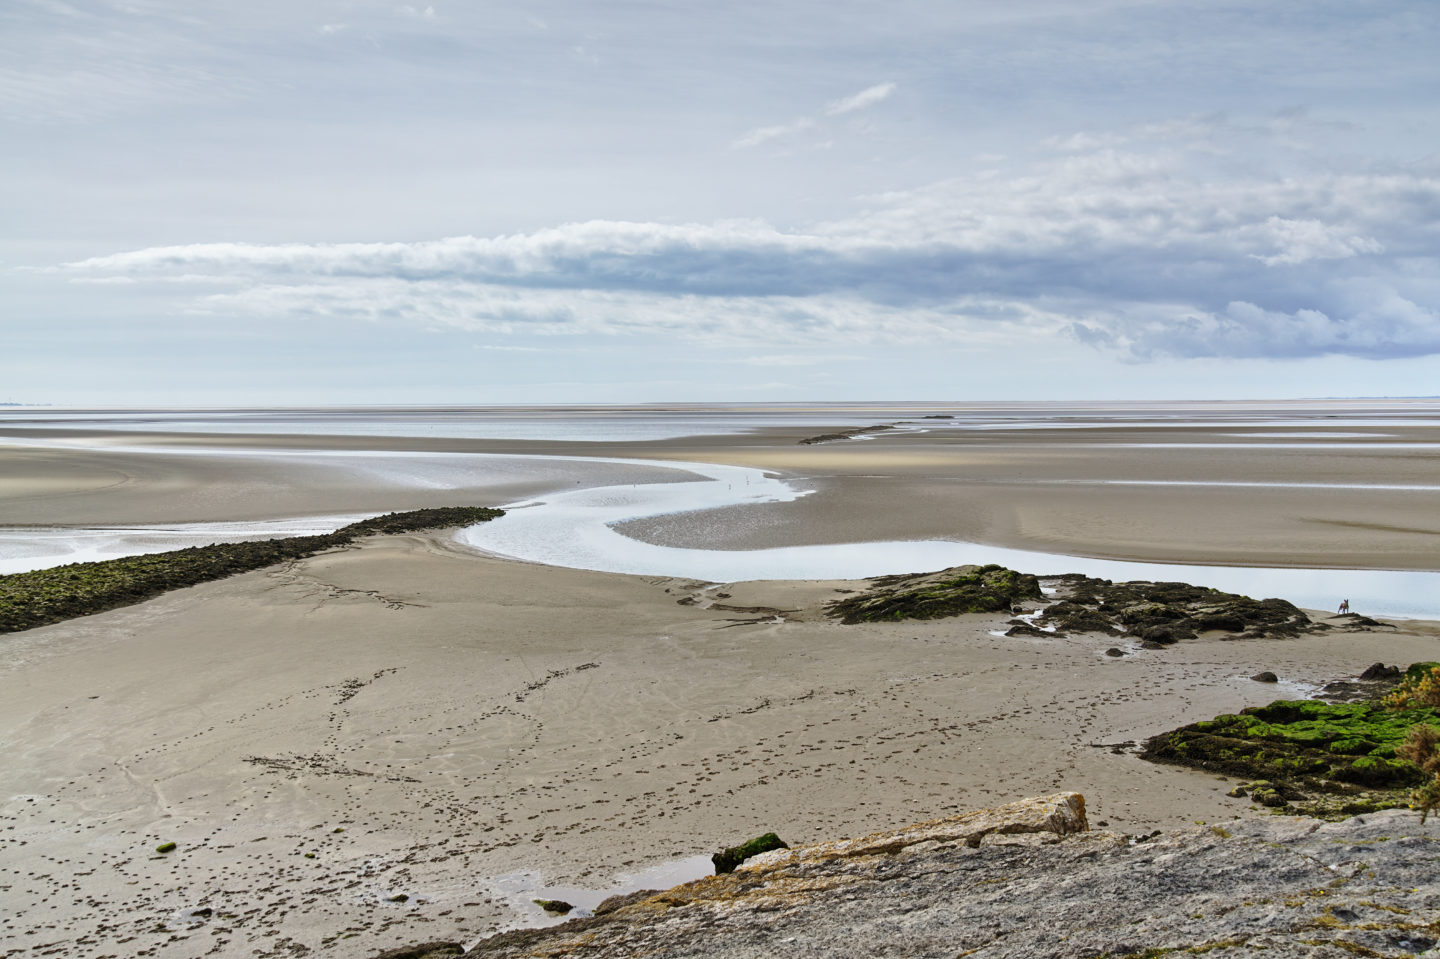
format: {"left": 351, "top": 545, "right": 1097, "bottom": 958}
{"left": 58, "top": 148, "right": 1440, "bottom": 361}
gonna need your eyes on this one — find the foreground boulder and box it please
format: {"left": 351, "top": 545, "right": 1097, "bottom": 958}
{"left": 711, "top": 832, "right": 788, "bottom": 874}
{"left": 407, "top": 792, "right": 1440, "bottom": 958}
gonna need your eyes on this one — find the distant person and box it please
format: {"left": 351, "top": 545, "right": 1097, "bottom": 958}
{"left": 1338, "top": 599, "right": 1350, "bottom": 614}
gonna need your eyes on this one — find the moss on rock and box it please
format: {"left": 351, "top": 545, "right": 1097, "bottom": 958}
{"left": 1142, "top": 676, "right": 1440, "bottom": 818}
{"left": 0, "top": 506, "right": 504, "bottom": 635}
{"left": 712, "top": 832, "right": 789, "bottom": 874}
{"left": 827, "top": 565, "right": 1044, "bottom": 625}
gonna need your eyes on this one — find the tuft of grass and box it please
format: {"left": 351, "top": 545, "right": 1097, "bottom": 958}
{"left": 0, "top": 506, "right": 503, "bottom": 634}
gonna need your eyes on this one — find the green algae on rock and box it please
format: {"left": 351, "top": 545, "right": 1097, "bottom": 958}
{"left": 712, "top": 832, "right": 789, "bottom": 874}
{"left": 1142, "top": 674, "right": 1440, "bottom": 818}
{"left": 0, "top": 506, "right": 504, "bottom": 635}
{"left": 826, "top": 564, "right": 1043, "bottom": 624}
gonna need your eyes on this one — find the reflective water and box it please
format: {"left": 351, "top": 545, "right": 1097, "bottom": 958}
{"left": 4, "top": 420, "right": 1437, "bottom": 619}
{"left": 485, "top": 855, "right": 714, "bottom": 929}
{"left": 0, "top": 516, "right": 368, "bottom": 575}
{"left": 455, "top": 458, "right": 1440, "bottom": 619}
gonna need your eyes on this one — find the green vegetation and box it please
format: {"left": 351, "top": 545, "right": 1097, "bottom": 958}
{"left": 1142, "top": 665, "right": 1440, "bottom": 818}
{"left": 712, "top": 832, "right": 789, "bottom": 874}
{"left": 827, "top": 564, "right": 1043, "bottom": 624}
{"left": 0, "top": 506, "right": 504, "bottom": 635}
{"left": 155, "top": 842, "right": 176, "bottom": 854}
{"left": 532, "top": 899, "right": 574, "bottom": 914}
{"left": 1383, "top": 662, "right": 1440, "bottom": 709}
{"left": 1391, "top": 664, "right": 1440, "bottom": 820}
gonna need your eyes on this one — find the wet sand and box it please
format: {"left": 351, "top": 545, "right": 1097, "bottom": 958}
{"left": 4, "top": 412, "right": 1438, "bottom": 567}
{"left": 2, "top": 409, "right": 1440, "bottom": 957}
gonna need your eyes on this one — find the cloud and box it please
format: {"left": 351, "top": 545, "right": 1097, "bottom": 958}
{"left": 733, "top": 81, "right": 895, "bottom": 150}
{"left": 824, "top": 82, "right": 896, "bottom": 116}
{"left": 1246, "top": 217, "right": 1384, "bottom": 266}
{"left": 57, "top": 134, "right": 1440, "bottom": 362}
{"left": 741, "top": 354, "right": 861, "bottom": 367}
{"left": 731, "top": 119, "right": 816, "bottom": 150}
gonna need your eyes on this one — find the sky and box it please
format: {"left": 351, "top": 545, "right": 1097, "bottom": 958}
{"left": 2, "top": 0, "right": 1438, "bottom": 405}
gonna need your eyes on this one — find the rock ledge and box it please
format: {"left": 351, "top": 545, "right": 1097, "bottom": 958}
{"left": 432, "top": 792, "right": 1440, "bottom": 959}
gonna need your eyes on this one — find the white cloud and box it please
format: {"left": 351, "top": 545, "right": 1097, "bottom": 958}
{"left": 731, "top": 119, "right": 815, "bottom": 150}
{"left": 824, "top": 82, "right": 896, "bottom": 116}
{"left": 733, "top": 81, "right": 895, "bottom": 150}
{"left": 1246, "top": 217, "right": 1384, "bottom": 266}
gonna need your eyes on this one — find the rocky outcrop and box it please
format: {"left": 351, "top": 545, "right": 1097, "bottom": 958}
{"left": 425, "top": 792, "right": 1440, "bottom": 958}
{"left": 1142, "top": 669, "right": 1440, "bottom": 818}
{"left": 1035, "top": 574, "right": 1323, "bottom": 641}
{"left": 826, "top": 564, "right": 1044, "bottom": 624}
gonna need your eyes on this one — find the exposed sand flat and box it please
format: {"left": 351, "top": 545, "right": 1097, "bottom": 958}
{"left": 2, "top": 407, "right": 1439, "bottom": 957}
{"left": 4, "top": 533, "right": 1438, "bottom": 958}
{"left": 2, "top": 415, "right": 1439, "bottom": 568}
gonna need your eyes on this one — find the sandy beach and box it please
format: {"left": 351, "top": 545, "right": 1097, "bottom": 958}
{"left": 2, "top": 404, "right": 1439, "bottom": 958}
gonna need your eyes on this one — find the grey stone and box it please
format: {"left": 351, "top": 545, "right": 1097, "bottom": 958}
{"left": 457, "top": 794, "right": 1440, "bottom": 959}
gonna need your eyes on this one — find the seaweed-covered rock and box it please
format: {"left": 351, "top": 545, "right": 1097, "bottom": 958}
{"left": 0, "top": 506, "right": 505, "bottom": 634}
{"left": 1036, "top": 602, "right": 1123, "bottom": 636}
{"left": 532, "top": 899, "right": 573, "bottom": 914}
{"left": 1035, "top": 576, "right": 1321, "bottom": 643}
{"left": 827, "top": 565, "right": 1043, "bottom": 625}
{"left": 712, "top": 832, "right": 789, "bottom": 874}
{"left": 1141, "top": 689, "right": 1439, "bottom": 817}
{"left": 798, "top": 424, "right": 897, "bottom": 445}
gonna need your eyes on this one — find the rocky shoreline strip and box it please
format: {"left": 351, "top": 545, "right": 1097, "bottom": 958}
{"left": 824, "top": 562, "right": 1392, "bottom": 644}
{"left": 0, "top": 506, "right": 503, "bottom": 634}
{"left": 797, "top": 424, "right": 901, "bottom": 445}
{"left": 368, "top": 793, "right": 1440, "bottom": 959}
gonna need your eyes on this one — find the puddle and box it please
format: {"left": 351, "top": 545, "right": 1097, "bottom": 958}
{"left": 486, "top": 855, "right": 714, "bottom": 927}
